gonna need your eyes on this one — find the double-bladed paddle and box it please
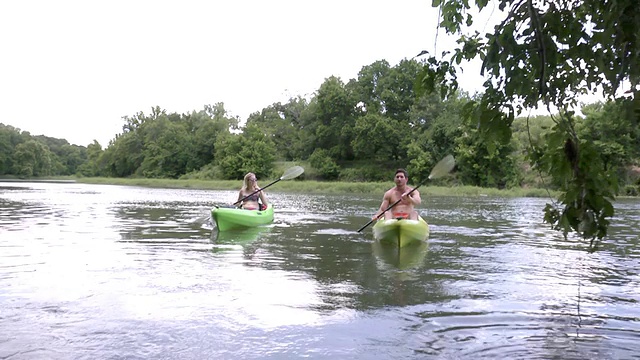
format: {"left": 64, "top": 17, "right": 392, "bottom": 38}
{"left": 357, "top": 155, "right": 456, "bottom": 233}
{"left": 233, "top": 166, "right": 305, "bottom": 206}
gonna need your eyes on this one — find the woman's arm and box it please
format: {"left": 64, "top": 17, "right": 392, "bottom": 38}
{"left": 259, "top": 189, "right": 268, "bottom": 206}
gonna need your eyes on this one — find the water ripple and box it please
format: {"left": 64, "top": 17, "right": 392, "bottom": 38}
{"left": 1, "top": 184, "right": 639, "bottom": 359}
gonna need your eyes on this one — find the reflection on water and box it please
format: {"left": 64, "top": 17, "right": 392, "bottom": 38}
{"left": 1, "top": 183, "right": 639, "bottom": 359}
{"left": 211, "top": 225, "right": 272, "bottom": 244}
{"left": 372, "top": 241, "right": 429, "bottom": 271}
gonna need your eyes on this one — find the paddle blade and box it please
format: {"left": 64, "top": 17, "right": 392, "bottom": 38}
{"left": 281, "top": 166, "right": 305, "bottom": 180}
{"left": 428, "top": 155, "right": 455, "bottom": 179}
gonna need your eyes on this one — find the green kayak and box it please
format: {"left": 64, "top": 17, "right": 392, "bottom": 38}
{"left": 211, "top": 204, "right": 274, "bottom": 231}
{"left": 372, "top": 216, "right": 430, "bottom": 248}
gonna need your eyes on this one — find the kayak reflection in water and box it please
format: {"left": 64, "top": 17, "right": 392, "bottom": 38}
{"left": 237, "top": 172, "right": 268, "bottom": 210}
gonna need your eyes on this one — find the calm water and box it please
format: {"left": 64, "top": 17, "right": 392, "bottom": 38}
{"left": 1, "top": 182, "right": 639, "bottom": 359}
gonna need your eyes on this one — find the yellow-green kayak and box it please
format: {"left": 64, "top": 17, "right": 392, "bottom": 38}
{"left": 372, "top": 216, "right": 429, "bottom": 247}
{"left": 211, "top": 204, "right": 274, "bottom": 231}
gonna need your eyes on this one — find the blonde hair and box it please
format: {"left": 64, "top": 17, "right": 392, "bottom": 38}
{"left": 241, "top": 172, "right": 256, "bottom": 192}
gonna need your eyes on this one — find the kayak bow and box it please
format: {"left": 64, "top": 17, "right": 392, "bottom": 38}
{"left": 372, "top": 216, "right": 429, "bottom": 248}
{"left": 211, "top": 204, "right": 274, "bottom": 231}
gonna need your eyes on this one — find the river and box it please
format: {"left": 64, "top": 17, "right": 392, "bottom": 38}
{"left": 1, "top": 182, "right": 639, "bottom": 359}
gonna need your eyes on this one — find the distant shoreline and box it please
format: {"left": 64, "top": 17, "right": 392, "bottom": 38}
{"left": 3, "top": 177, "right": 638, "bottom": 199}
{"left": 0, "top": 179, "right": 77, "bottom": 183}
{"left": 0, "top": 176, "right": 556, "bottom": 197}
{"left": 72, "top": 177, "right": 558, "bottom": 198}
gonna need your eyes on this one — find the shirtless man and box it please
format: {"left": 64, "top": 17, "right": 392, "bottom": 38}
{"left": 372, "top": 168, "right": 421, "bottom": 220}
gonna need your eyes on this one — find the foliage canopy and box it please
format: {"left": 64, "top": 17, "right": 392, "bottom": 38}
{"left": 419, "top": 0, "right": 639, "bottom": 248}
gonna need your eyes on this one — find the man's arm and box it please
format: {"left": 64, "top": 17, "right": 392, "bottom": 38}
{"left": 372, "top": 191, "right": 391, "bottom": 219}
{"left": 405, "top": 189, "right": 421, "bottom": 206}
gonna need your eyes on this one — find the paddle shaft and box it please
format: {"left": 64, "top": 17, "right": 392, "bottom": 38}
{"left": 231, "top": 166, "right": 305, "bottom": 207}
{"left": 356, "top": 183, "right": 423, "bottom": 233}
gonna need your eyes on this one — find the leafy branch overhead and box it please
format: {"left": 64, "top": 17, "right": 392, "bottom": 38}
{"left": 419, "top": 0, "right": 639, "bottom": 247}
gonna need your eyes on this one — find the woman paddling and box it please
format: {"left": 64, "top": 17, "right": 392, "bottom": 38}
{"left": 237, "top": 172, "right": 268, "bottom": 210}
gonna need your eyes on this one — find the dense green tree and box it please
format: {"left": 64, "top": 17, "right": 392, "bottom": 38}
{"left": 407, "top": 96, "right": 465, "bottom": 182}
{"left": 511, "top": 115, "right": 555, "bottom": 155}
{"left": 349, "top": 59, "right": 425, "bottom": 162}
{"left": 308, "top": 148, "right": 340, "bottom": 180}
{"left": 351, "top": 59, "right": 422, "bottom": 119}
{"left": 352, "top": 60, "right": 392, "bottom": 115}
{"left": 0, "top": 124, "right": 25, "bottom": 175}
{"left": 406, "top": 90, "right": 448, "bottom": 131}
{"left": 510, "top": 114, "right": 556, "bottom": 187}
{"left": 379, "top": 59, "right": 423, "bottom": 122}
{"left": 12, "top": 140, "right": 53, "bottom": 177}
{"left": 455, "top": 126, "right": 521, "bottom": 188}
{"left": 351, "top": 113, "right": 404, "bottom": 161}
{"left": 304, "top": 76, "right": 357, "bottom": 160}
{"left": 577, "top": 101, "right": 640, "bottom": 178}
{"left": 420, "top": 0, "right": 639, "bottom": 246}
{"left": 0, "top": 124, "right": 90, "bottom": 177}
{"left": 99, "top": 104, "right": 237, "bottom": 178}
{"left": 278, "top": 96, "right": 310, "bottom": 160}
{"left": 187, "top": 103, "right": 237, "bottom": 172}
{"left": 139, "top": 116, "right": 192, "bottom": 178}
{"left": 245, "top": 97, "right": 307, "bottom": 161}
{"left": 77, "top": 141, "right": 104, "bottom": 177}
{"left": 59, "top": 145, "right": 86, "bottom": 175}
{"left": 214, "top": 124, "right": 276, "bottom": 180}
{"left": 33, "top": 136, "right": 63, "bottom": 174}
{"left": 295, "top": 99, "right": 322, "bottom": 160}
{"left": 103, "top": 108, "right": 157, "bottom": 177}
{"left": 100, "top": 131, "right": 143, "bottom": 177}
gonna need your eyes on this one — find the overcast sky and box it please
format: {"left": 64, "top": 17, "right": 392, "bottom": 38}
{"left": 1, "top": 0, "right": 490, "bottom": 147}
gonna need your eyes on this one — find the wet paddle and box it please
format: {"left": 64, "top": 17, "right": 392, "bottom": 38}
{"left": 357, "top": 155, "right": 456, "bottom": 233}
{"left": 233, "top": 166, "right": 305, "bottom": 206}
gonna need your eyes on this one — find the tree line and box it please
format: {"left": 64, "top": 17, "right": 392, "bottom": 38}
{"left": 1, "top": 59, "right": 638, "bottom": 197}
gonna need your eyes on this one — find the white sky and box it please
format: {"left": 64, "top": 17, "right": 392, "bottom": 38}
{"left": 1, "top": 0, "right": 490, "bottom": 147}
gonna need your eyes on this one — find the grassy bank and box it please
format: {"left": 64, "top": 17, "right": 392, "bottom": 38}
{"left": 75, "top": 177, "right": 557, "bottom": 198}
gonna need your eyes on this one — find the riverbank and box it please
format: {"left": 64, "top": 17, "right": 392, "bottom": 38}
{"left": 70, "top": 177, "right": 557, "bottom": 198}
{"left": 0, "top": 178, "right": 77, "bottom": 183}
